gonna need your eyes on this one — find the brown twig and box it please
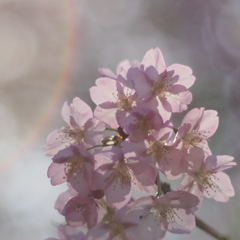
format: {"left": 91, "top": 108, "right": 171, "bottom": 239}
{"left": 195, "top": 216, "right": 230, "bottom": 240}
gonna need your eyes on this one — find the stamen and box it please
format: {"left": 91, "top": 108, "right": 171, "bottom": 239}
{"left": 57, "top": 125, "right": 84, "bottom": 147}
{"left": 195, "top": 168, "right": 219, "bottom": 195}
{"left": 147, "top": 141, "right": 169, "bottom": 163}
{"left": 63, "top": 155, "right": 86, "bottom": 182}
{"left": 150, "top": 203, "right": 183, "bottom": 228}
{"left": 152, "top": 71, "right": 173, "bottom": 99}
{"left": 115, "top": 88, "right": 135, "bottom": 111}
{"left": 181, "top": 130, "right": 208, "bottom": 149}
{"left": 106, "top": 160, "right": 135, "bottom": 189}
{"left": 134, "top": 117, "right": 154, "bottom": 136}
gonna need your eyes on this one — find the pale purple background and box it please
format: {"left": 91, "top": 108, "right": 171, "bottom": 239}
{"left": 0, "top": 0, "right": 240, "bottom": 239}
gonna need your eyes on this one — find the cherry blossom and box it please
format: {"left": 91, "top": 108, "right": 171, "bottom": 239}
{"left": 90, "top": 68, "right": 139, "bottom": 129}
{"left": 44, "top": 47, "right": 236, "bottom": 240}
{"left": 128, "top": 191, "right": 199, "bottom": 240}
{"left": 122, "top": 107, "right": 163, "bottom": 142}
{"left": 47, "top": 145, "right": 94, "bottom": 196}
{"left": 43, "top": 97, "right": 105, "bottom": 157}
{"left": 133, "top": 48, "right": 195, "bottom": 115}
{"left": 179, "top": 147, "right": 236, "bottom": 205}
{"left": 85, "top": 205, "right": 140, "bottom": 240}
{"left": 62, "top": 195, "right": 99, "bottom": 228}
{"left": 122, "top": 120, "right": 184, "bottom": 179}
{"left": 174, "top": 107, "right": 219, "bottom": 153}
{"left": 92, "top": 146, "right": 157, "bottom": 209}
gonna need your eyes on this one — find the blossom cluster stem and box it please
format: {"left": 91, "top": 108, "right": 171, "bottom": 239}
{"left": 105, "top": 127, "right": 118, "bottom": 132}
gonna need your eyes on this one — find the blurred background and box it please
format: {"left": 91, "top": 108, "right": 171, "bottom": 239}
{"left": 0, "top": 0, "right": 240, "bottom": 239}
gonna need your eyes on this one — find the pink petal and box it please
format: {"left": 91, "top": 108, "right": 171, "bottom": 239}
{"left": 98, "top": 68, "right": 117, "bottom": 79}
{"left": 137, "top": 213, "right": 166, "bottom": 240}
{"left": 141, "top": 47, "right": 166, "bottom": 74}
{"left": 133, "top": 166, "right": 157, "bottom": 193}
{"left": 83, "top": 118, "right": 105, "bottom": 147}
{"left": 162, "top": 86, "right": 192, "bottom": 113}
{"left": 167, "top": 64, "right": 195, "bottom": 88}
{"left": 105, "top": 179, "right": 132, "bottom": 209}
{"left": 198, "top": 110, "right": 219, "bottom": 138}
{"left": 204, "top": 155, "right": 236, "bottom": 172}
{"left": 178, "top": 174, "right": 203, "bottom": 203}
{"left": 158, "top": 191, "right": 199, "bottom": 209}
{"left": 167, "top": 208, "right": 196, "bottom": 234}
{"left": 93, "top": 104, "right": 118, "bottom": 128}
{"left": 181, "top": 107, "right": 205, "bottom": 129}
{"left": 90, "top": 78, "right": 117, "bottom": 105}
{"left": 43, "top": 129, "right": 72, "bottom": 157}
{"left": 48, "top": 162, "right": 66, "bottom": 186}
{"left": 54, "top": 190, "right": 73, "bottom": 214}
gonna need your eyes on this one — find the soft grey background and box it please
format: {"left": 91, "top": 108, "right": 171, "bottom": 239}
{"left": 0, "top": 0, "right": 240, "bottom": 239}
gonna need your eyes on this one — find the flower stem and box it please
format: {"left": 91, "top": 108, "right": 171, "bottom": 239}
{"left": 105, "top": 127, "right": 118, "bottom": 132}
{"left": 87, "top": 144, "right": 106, "bottom": 151}
{"left": 195, "top": 216, "right": 230, "bottom": 240}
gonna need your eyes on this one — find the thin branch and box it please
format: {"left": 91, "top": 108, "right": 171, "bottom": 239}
{"left": 195, "top": 216, "right": 230, "bottom": 240}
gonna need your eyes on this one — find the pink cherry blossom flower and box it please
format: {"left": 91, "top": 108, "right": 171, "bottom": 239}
{"left": 174, "top": 107, "right": 219, "bottom": 153}
{"left": 133, "top": 47, "right": 195, "bottom": 115}
{"left": 43, "top": 97, "right": 105, "bottom": 157}
{"left": 122, "top": 107, "right": 163, "bottom": 142}
{"left": 48, "top": 145, "right": 94, "bottom": 196}
{"left": 45, "top": 224, "right": 85, "bottom": 240}
{"left": 85, "top": 205, "right": 140, "bottom": 240}
{"left": 62, "top": 195, "right": 99, "bottom": 228}
{"left": 92, "top": 146, "right": 157, "bottom": 209}
{"left": 128, "top": 191, "right": 199, "bottom": 240}
{"left": 122, "top": 121, "right": 184, "bottom": 179}
{"left": 179, "top": 147, "right": 236, "bottom": 205}
{"left": 90, "top": 68, "right": 139, "bottom": 129}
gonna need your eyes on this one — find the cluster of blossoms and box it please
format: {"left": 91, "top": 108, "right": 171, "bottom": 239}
{"left": 44, "top": 48, "right": 236, "bottom": 240}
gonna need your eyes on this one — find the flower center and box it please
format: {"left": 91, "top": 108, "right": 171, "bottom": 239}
{"left": 63, "top": 155, "right": 85, "bottom": 181}
{"left": 134, "top": 116, "right": 154, "bottom": 136}
{"left": 152, "top": 71, "right": 173, "bottom": 99}
{"left": 74, "top": 203, "right": 88, "bottom": 216}
{"left": 60, "top": 125, "right": 84, "bottom": 145}
{"left": 147, "top": 141, "right": 168, "bottom": 162}
{"left": 181, "top": 131, "right": 205, "bottom": 149}
{"left": 106, "top": 160, "right": 134, "bottom": 190}
{"left": 116, "top": 91, "right": 135, "bottom": 111}
{"left": 194, "top": 168, "right": 219, "bottom": 195}
{"left": 150, "top": 203, "right": 182, "bottom": 225}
